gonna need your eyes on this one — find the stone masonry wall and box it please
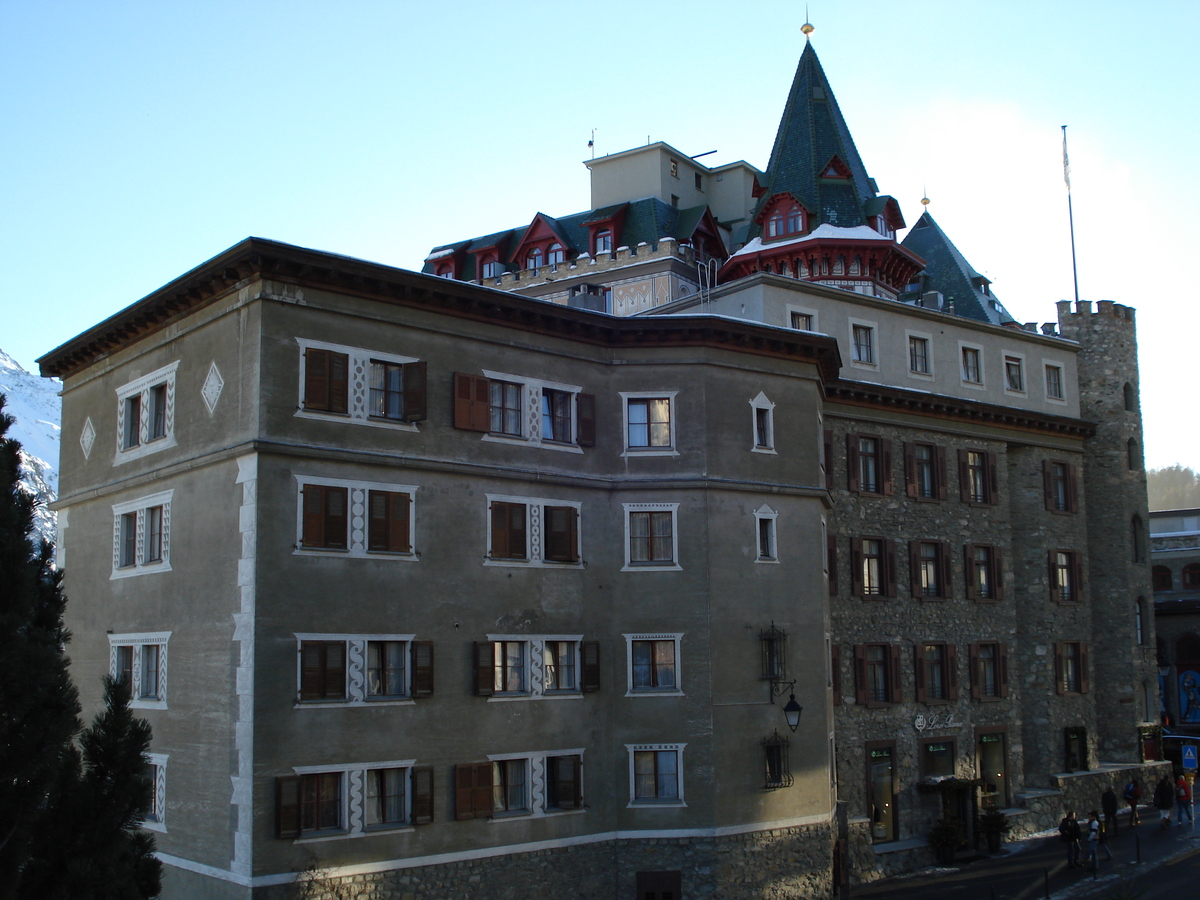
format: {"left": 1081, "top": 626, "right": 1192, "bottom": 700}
{"left": 255, "top": 822, "right": 835, "bottom": 900}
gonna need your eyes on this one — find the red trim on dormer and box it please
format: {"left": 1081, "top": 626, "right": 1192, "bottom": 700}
{"left": 686, "top": 207, "right": 729, "bottom": 261}
{"left": 510, "top": 215, "right": 574, "bottom": 270}
{"left": 472, "top": 232, "right": 513, "bottom": 281}
{"left": 585, "top": 204, "right": 628, "bottom": 256}
{"left": 881, "top": 197, "right": 905, "bottom": 232}
{"left": 751, "top": 174, "right": 767, "bottom": 199}
{"left": 755, "top": 193, "right": 811, "bottom": 242}
{"left": 820, "top": 155, "right": 852, "bottom": 179}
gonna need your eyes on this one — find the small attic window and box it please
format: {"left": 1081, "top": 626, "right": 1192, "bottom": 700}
{"left": 670, "top": 159, "right": 679, "bottom": 178}
{"left": 766, "top": 203, "right": 805, "bottom": 240}
{"left": 812, "top": 85, "right": 826, "bottom": 100}
{"left": 695, "top": 173, "right": 703, "bottom": 191}
{"left": 821, "top": 156, "right": 852, "bottom": 179}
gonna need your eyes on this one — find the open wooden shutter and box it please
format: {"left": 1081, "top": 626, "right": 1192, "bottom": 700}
{"left": 827, "top": 533, "right": 838, "bottom": 596}
{"left": 998, "top": 643, "right": 1009, "bottom": 698}
{"left": 986, "top": 452, "right": 999, "bottom": 503}
{"left": 402, "top": 360, "right": 427, "bottom": 422}
{"left": 391, "top": 492, "right": 411, "bottom": 553}
{"left": 904, "top": 443, "right": 917, "bottom": 498}
{"left": 1073, "top": 553, "right": 1084, "bottom": 602}
{"left": 853, "top": 645, "right": 868, "bottom": 705}
{"left": 883, "top": 539, "right": 897, "bottom": 597}
{"left": 964, "top": 545, "right": 978, "bottom": 601}
{"left": 850, "top": 538, "right": 863, "bottom": 598}
{"left": 958, "top": 449, "right": 970, "bottom": 502}
{"left": 914, "top": 643, "right": 927, "bottom": 704}
{"left": 474, "top": 642, "right": 495, "bottom": 696}
{"left": 1043, "top": 460, "right": 1055, "bottom": 511}
{"left": 303, "top": 348, "right": 328, "bottom": 410}
{"left": 992, "top": 548, "right": 1004, "bottom": 600}
{"left": 824, "top": 429, "right": 834, "bottom": 490}
{"left": 846, "top": 435, "right": 861, "bottom": 492}
{"left": 576, "top": 393, "right": 596, "bottom": 446}
{"left": 830, "top": 643, "right": 842, "bottom": 706}
{"left": 453, "top": 373, "right": 490, "bottom": 431}
{"left": 1080, "top": 643, "right": 1089, "bottom": 694}
{"left": 1049, "top": 550, "right": 1061, "bottom": 602}
{"left": 1065, "top": 463, "right": 1077, "bottom": 512}
{"left": 550, "top": 755, "right": 582, "bottom": 809}
{"left": 276, "top": 775, "right": 301, "bottom": 838}
{"left": 909, "top": 541, "right": 922, "bottom": 599}
{"left": 1054, "top": 643, "right": 1065, "bottom": 694}
{"left": 544, "top": 506, "right": 578, "bottom": 562}
{"left": 411, "top": 641, "right": 434, "bottom": 697}
{"left": 935, "top": 447, "right": 949, "bottom": 500}
{"left": 888, "top": 644, "right": 903, "bottom": 704}
{"left": 411, "top": 766, "right": 434, "bottom": 824}
{"left": 968, "top": 642, "right": 981, "bottom": 700}
{"left": 881, "top": 439, "right": 894, "bottom": 496}
{"left": 581, "top": 641, "right": 600, "bottom": 692}
{"left": 946, "top": 643, "right": 959, "bottom": 701}
{"left": 939, "top": 541, "right": 953, "bottom": 599}
{"left": 324, "top": 487, "right": 348, "bottom": 549}
{"left": 302, "top": 486, "right": 324, "bottom": 547}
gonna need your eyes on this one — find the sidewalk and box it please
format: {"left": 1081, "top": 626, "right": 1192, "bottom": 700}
{"left": 851, "top": 810, "right": 1200, "bottom": 899}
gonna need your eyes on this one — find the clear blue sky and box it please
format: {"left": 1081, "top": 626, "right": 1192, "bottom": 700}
{"left": 2, "top": 1, "right": 1196, "bottom": 468}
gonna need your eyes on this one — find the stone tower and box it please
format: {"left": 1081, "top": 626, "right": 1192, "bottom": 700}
{"left": 1058, "top": 299, "right": 1158, "bottom": 760}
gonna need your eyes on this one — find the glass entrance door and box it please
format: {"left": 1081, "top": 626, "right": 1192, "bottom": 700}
{"left": 868, "top": 744, "right": 897, "bottom": 841}
{"left": 978, "top": 732, "right": 1007, "bottom": 808}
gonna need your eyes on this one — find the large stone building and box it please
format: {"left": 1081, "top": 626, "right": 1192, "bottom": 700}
{"left": 1151, "top": 508, "right": 1200, "bottom": 738}
{"left": 38, "top": 34, "right": 1163, "bottom": 900}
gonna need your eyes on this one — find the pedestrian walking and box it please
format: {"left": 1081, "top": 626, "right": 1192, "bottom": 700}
{"left": 1155, "top": 776, "right": 1174, "bottom": 828}
{"left": 1124, "top": 777, "right": 1142, "bottom": 825}
{"left": 1102, "top": 785, "right": 1119, "bottom": 838}
{"left": 1087, "top": 810, "right": 1113, "bottom": 866}
{"left": 1059, "top": 809, "right": 1082, "bottom": 868}
{"left": 1174, "top": 774, "right": 1193, "bottom": 826}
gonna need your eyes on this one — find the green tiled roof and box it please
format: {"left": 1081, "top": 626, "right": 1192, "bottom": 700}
{"left": 749, "top": 43, "right": 878, "bottom": 239}
{"left": 900, "top": 212, "right": 1016, "bottom": 325}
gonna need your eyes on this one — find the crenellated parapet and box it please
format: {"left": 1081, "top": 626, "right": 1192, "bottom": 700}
{"left": 479, "top": 238, "right": 702, "bottom": 292}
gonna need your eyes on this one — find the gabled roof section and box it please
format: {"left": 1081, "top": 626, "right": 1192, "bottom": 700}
{"left": 751, "top": 42, "right": 877, "bottom": 237}
{"left": 900, "top": 212, "right": 1016, "bottom": 325}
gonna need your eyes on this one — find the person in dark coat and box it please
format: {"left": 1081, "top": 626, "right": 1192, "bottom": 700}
{"left": 1124, "top": 778, "right": 1142, "bottom": 825}
{"left": 1155, "top": 776, "right": 1175, "bottom": 828}
{"left": 1101, "top": 785, "right": 1119, "bottom": 837}
{"left": 1059, "top": 809, "right": 1082, "bottom": 867}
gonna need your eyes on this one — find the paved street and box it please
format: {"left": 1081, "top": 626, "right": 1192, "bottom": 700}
{"left": 852, "top": 811, "right": 1200, "bottom": 899}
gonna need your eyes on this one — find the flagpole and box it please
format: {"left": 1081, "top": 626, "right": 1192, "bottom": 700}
{"left": 1062, "top": 125, "right": 1080, "bottom": 305}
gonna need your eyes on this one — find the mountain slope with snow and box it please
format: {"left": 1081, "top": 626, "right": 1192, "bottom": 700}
{"left": 0, "top": 349, "right": 61, "bottom": 545}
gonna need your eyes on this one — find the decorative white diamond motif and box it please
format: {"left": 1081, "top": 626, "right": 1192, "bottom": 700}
{"left": 201, "top": 362, "right": 224, "bottom": 415}
{"left": 80, "top": 417, "right": 95, "bottom": 459}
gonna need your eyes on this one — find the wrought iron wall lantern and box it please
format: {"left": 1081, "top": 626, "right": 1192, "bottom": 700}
{"left": 761, "top": 623, "right": 803, "bottom": 730}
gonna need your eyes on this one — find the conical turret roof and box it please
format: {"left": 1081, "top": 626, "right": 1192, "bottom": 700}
{"left": 901, "top": 211, "right": 1016, "bottom": 325}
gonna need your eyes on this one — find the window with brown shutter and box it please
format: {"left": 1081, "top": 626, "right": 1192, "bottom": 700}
{"left": 299, "top": 641, "right": 346, "bottom": 701}
{"left": 852, "top": 536, "right": 894, "bottom": 598}
{"left": 854, "top": 643, "right": 898, "bottom": 706}
{"left": 410, "top": 641, "right": 434, "bottom": 697}
{"left": 490, "top": 501, "right": 527, "bottom": 559}
{"left": 402, "top": 360, "right": 427, "bottom": 422}
{"left": 367, "top": 490, "right": 411, "bottom": 553}
{"left": 1055, "top": 641, "right": 1086, "bottom": 694}
{"left": 910, "top": 541, "right": 951, "bottom": 599}
{"left": 1050, "top": 549, "right": 1082, "bottom": 603}
{"left": 547, "top": 755, "right": 582, "bottom": 810}
{"left": 474, "top": 641, "right": 495, "bottom": 696}
{"left": 888, "top": 644, "right": 903, "bottom": 704}
{"left": 1043, "top": 460, "right": 1076, "bottom": 513}
{"left": 301, "top": 485, "right": 348, "bottom": 549}
{"left": 581, "top": 641, "right": 600, "bottom": 692}
{"left": 453, "top": 373, "right": 491, "bottom": 431}
{"left": 454, "top": 762, "right": 494, "bottom": 820}
{"left": 303, "top": 348, "right": 349, "bottom": 413}
{"left": 299, "top": 772, "right": 343, "bottom": 832}
{"left": 276, "top": 775, "right": 301, "bottom": 838}
{"left": 965, "top": 544, "right": 1002, "bottom": 601}
{"left": 544, "top": 506, "right": 579, "bottom": 562}
{"left": 914, "top": 643, "right": 955, "bottom": 703}
{"left": 410, "top": 766, "right": 434, "bottom": 824}
{"left": 959, "top": 449, "right": 998, "bottom": 506}
{"left": 905, "top": 442, "right": 947, "bottom": 501}
{"left": 577, "top": 393, "right": 596, "bottom": 446}
{"left": 969, "top": 641, "right": 1006, "bottom": 701}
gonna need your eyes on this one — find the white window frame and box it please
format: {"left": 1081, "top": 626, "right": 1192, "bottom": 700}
{"left": 848, "top": 318, "right": 878, "bottom": 369}
{"left": 1002, "top": 350, "right": 1026, "bottom": 396}
{"left": 625, "top": 743, "right": 687, "bottom": 808}
{"left": 109, "top": 632, "right": 171, "bottom": 710}
{"left": 290, "top": 759, "right": 419, "bottom": 841}
{"left": 479, "top": 749, "right": 587, "bottom": 820}
{"left": 483, "top": 634, "right": 587, "bottom": 703}
{"left": 295, "top": 338, "right": 421, "bottom": 433}
{"left": 749, "top": 392, "right": 776, "bottom": 454}
{"left": 293, "top": 633, "right": 418, "bottom": 708}
{"left": 958, "top": 341, "right": 985, "bottom": 388}
{"left": 293, "top": 476, "right": 418, "bottom": 561}
{"left": 480, "top": 369, "right": 586, "bottom": 454}
{"left": 484, "top": 494, "right": 584, "bottom": 568}
{"left": 621, "top": 502, "right": 681, "bottom": 572}
{"left": 115, "top": 361, "right": 179, "bottom": 464}
{"left": 1042, "top": 359, "right": 1068, "bottom": 404}
{"left": 906, "top": 330, "right": 934, "bottom": 379}
{"left": 786, "top": 304, "right": 818, "bottom": 333}
{"left": 624, "top": 633, "right": 684, "bottom": 697}
{"left": 110, "top": 490, "right": 173, "bottom": 579}
{"left": 143, "top": 752, "right": 168, "bottom": 832}
{"left": 754, "top": 505, "right": 780, "bottom": 563}
{"left": 620, "top": 391, "right": 679, "bottom": 458}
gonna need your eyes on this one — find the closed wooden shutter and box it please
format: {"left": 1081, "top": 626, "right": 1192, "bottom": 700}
{"left": 850, "top": 538, "right": 863, "bottom": 598}
{"left": 369, "top": 491, "right": 411, "bottom": 553}
{"left": 888, "top": 644, "right": 903, "bottom": 704}
{"left": 1049, "top": 550, "right": 1061, "bottom": 602}
{"left": 914, "top": 643, "right": 927, "bottom": 703}
{"left": 853, "top": 645, "right": 867, "bottom": 706}
{"left": 474, "top": 642, "right": 495, "bottom": 696}
{"left": 958, "top": 449, "right": 970, "bottom": 502}
{"left": 830, "top": 643, "right": 842, "bottom": 706}
{"left": 411, "top": 766, "right": 434, "bottom": 824}
{"left": 946, "top": 643, "right": 959, "bottom": 701}
{"left": 276, "top": 775, "right": 301, "bottom": 838}
{"left": 581, "top": 641, "right": 600, "bottom": 692}
{"left": 846, "top": 435, "right": 861, "bottom": 492}
{"left": 935, "top": 447, "right": 949, "bottom": 500}
{"left": 1043, "top": 460, "right": 1055, "bottom": 511}
{"left": 1080, "top": 643, "right": 1089, "bottom": 694}
{"left": 964, "top": 545, "right": 978, "bottom": 601}
{"left": 968, "top": 642, "right": 981, "bottom": 700}
{"left": 411, "top": 641, "right": 434, "bottom": 697}
{"left": 939, "top": 541, "right": 953, "bottom": 599}
{"left": 1073, "top": 553, "right": 1084, "bottom": 602}
{"left": 827, "top": 533, "right": 838, "bottom": 596}
{"left": 304, "top": 348, "right": 328, "bottom": 411}
{"left": 992, "top": 548, "right": 1004, "bottom": 600}
{"left": 544, "top": 506, "right": 578, "bottom": 562}
{"left": 328, "top": 352, "right": 348, "bottom": 413}
{"left": 490, "top": 502, "right": 526, "bottom": 559}
{"left": 883, "top": 539, "right": 897, "bottom": 597}
{"left": 880, "top": 439, "right": 894, "bottom": 496}
{"left": 1054, "top": 642, "right": 1064, "bottom": 695}
{"left": 998, "top": 642, "right": 1009, "bottom": 698}
{"left": 402, "top": 360, "right": 427, "bottom": 422}
{"left": 1065, "top": 463, "right": 1077, "bottom": 512}
{"left": 324, "top": 642, "right": 345, "bottom": 699}
{"left": 302, "top": 485, "right": 324, "bottom": 547}
{"left": 986, "top": 451, "right": 999, "bottom": 503}
{"left": 577, "top": 393, "right": 596, "bottom": 446}
{"left": 300, "top": 642, "right": 324, "bottom": 700}
{"left": 904, "top": 443, "right": 917, "bottom": 498}
{"left": 909, "top": 541, "right": 922, "bottom": 599}
{"left": 324, "top": 487, "right": 348, "bottom": 549}
{"left": 453, "top": 373, "right": 490, "bottom": 431}
{"left": 549, "top": 755, "right": 582, "bottom": 809}
{"left": 455, "top": 763, "right": 493, "bottom": 820}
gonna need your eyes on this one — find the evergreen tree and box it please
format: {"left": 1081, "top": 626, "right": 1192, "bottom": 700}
{"left": 1146, "top": 465, "right": 1200, "bottom": 511}
{"left": 0, "top": 394, "right": 80, "bottom": 894}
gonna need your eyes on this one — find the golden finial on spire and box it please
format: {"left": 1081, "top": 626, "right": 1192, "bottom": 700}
{"left": 921, "top": 186, "right": 930, "bottom": 209}
{"left": 802, "top": 5, "right": 814, "bottom": 37}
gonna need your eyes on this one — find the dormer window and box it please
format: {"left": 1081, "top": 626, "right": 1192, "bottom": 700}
{"left": 765, "top": 202, "right": 805, "bottom": 240}
{"left": 874, "top": 216, "right": 894, "bottom": 240}
{"left": 527, "top": 248, "right": 543, "bottom": 271}
{"left": 547, "top": 243, "right": 564, "bottom": 265}
{"left": 595, "top": 230, "right": 612, "bottom": 254}
{"left": 481, "top": 259, "right": 501, "bottom": 279}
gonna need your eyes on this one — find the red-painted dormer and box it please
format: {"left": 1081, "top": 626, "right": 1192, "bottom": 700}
{"left": 755, "top": 192, "right": 811, "bottom": 242}
{"left": 510, "top": 214, "right": 574, "bottom": 273}
{"left": 581, "top": 203, "right": 629, "bottom": 257}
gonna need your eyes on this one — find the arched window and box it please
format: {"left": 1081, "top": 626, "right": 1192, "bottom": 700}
{"left": 786, "top": 207, "right": 803, "bottom": 233}
{"left": 594, "top": 230, "right": 612, "bottom": 254}
{"left": 547, "top": 243, "right": 564, "bottom": 266}
{"left": 1185, "top": 564, "right": 1200, "bottom": 588}
{"left": 1136, "top": 597, "right": 1146, "bottom": 645}
{"left": 1127, "top": 438, "right": 1139, "bottom": 471}
{"left": 1154, "top": 566, "right": 1174, "bottom": 591}
{"left": 766, "top": 212, "right": 784, "bottom": 238}
{"left": 1123, "top": 382, "right": 1136, "bottom": 412}
{"left": 527, "top": 248, "right": 543, "bottom": 271}
{"left": 765, "top": 204, "right": 804, "bottom": 240}
{"left": 1132, "top": 514, "right": 1145, "bottom": 563}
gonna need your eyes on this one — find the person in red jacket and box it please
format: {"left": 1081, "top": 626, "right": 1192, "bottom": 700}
{"left": 1175, "top": 775, "right": 1194, "bottom": 826}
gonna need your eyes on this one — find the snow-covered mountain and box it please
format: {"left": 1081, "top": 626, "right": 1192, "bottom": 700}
{"left": 0, "top": 349, "right": 61, "bottom": 545}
